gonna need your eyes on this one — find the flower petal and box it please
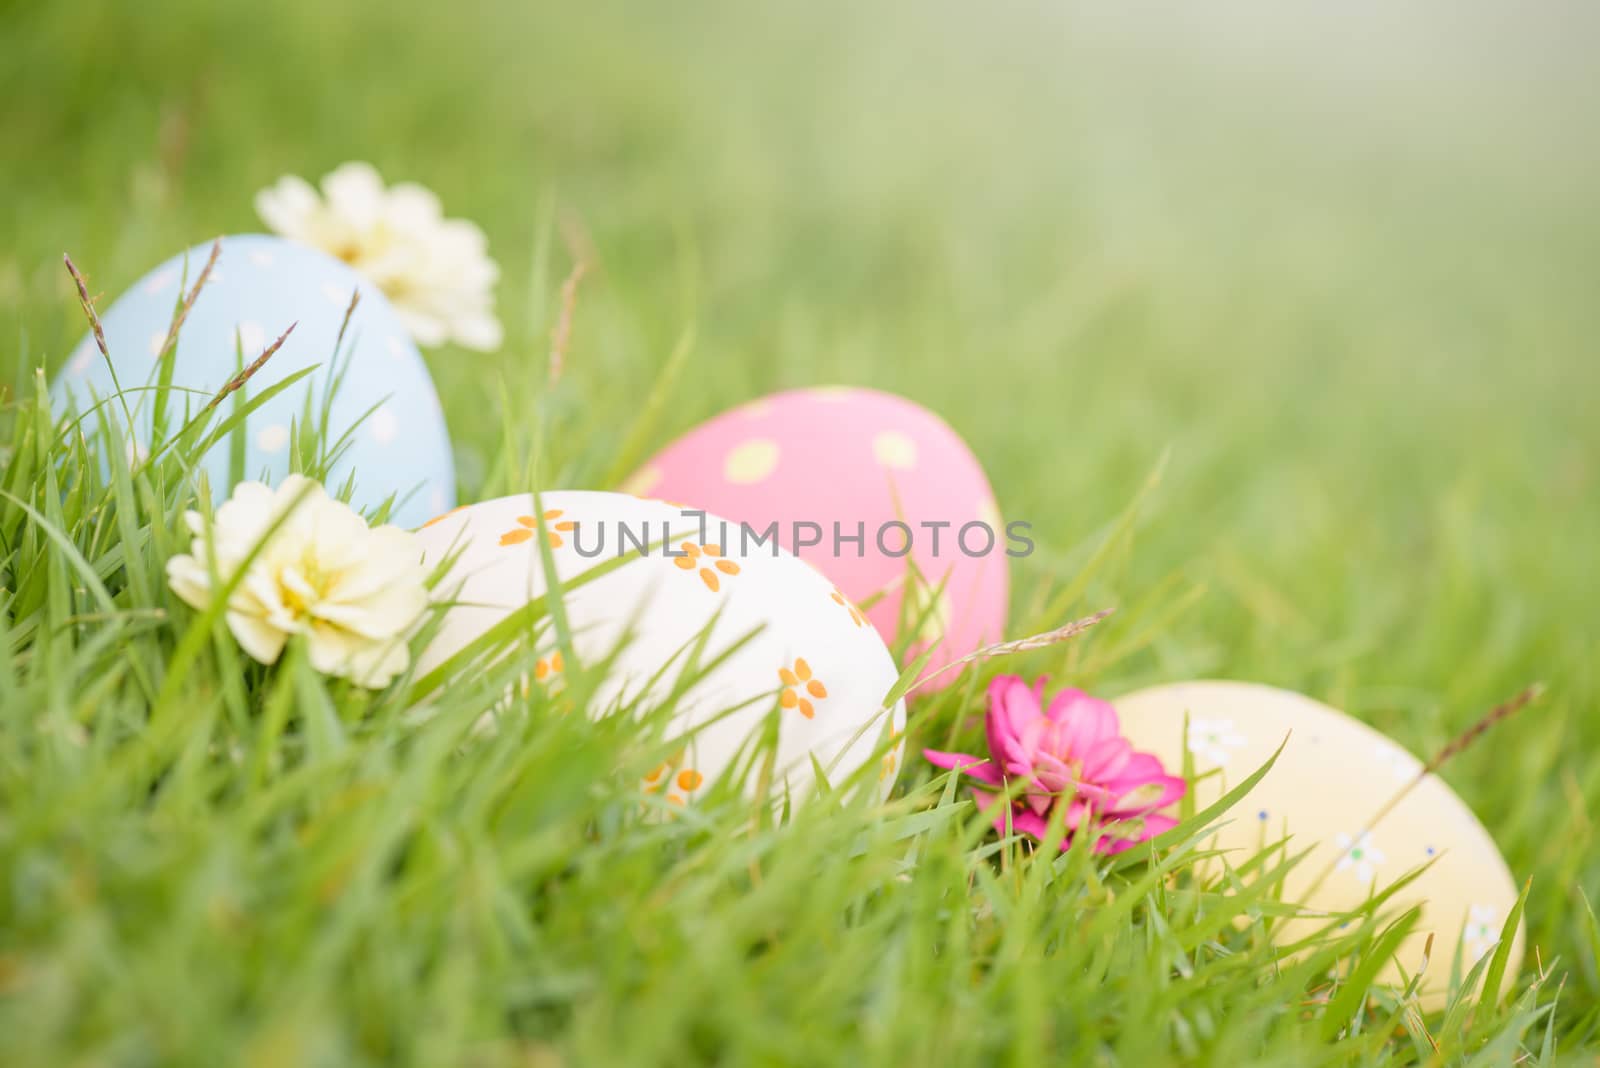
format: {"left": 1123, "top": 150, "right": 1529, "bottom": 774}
{"left": 255, "top": 175, "right": 321, "bottom": 239}
{"left": 1002, "top": 805, "right": 1052, "bottom": 841}
{"left": 164, "top": 554, "right": 214, "bottom": 611}
{"left": 1095, "top": 812, "right": 1180, "bottom": 854}
{"left": 226, "top": 610, "right": 289, "bottom": 666}
{"left": 1103, "top": 772, "right": 1188, "bottom": 817}
{"left": 322, "top": 161, "right": 388, "bottom": 230}
{"left": 966, "top": 789, "right": 1050, "bottom": 842}
{"left": 451, "top": 311, "right": 504, "bottom": 352}
{"left": 986, "top": 674, "right": 1041, "bottom": 764}
{"left": 923, "top": 750, "right": 1004, "bottom": 786}
{"left": 1051, "top": 688, "right": 1119, "bottom": 754}
{"left": 1100, "top": 752, "right": 1187, "bottom": 814}
{"left": 1080, "top": 735, "right": 1133, "bottom": 780}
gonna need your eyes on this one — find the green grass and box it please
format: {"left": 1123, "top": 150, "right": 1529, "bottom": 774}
{"left": 2, "top": 2, "right": 1598, "bottom": 1064}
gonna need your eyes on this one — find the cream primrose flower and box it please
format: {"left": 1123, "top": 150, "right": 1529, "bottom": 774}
{"left": 255, "top": 161, "right": 502, "bottom": 351}
{"left": 166, "top": 476, "right": 429, "bottom": 688}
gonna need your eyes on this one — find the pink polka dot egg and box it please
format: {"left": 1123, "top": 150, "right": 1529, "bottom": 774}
{"left": 626, "top": 387, "right": 1011, "bottom": 689}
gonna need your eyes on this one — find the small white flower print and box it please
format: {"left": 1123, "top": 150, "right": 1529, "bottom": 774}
{"left": 68, "top": 340, "right": 94, "bottom": 376}
{"left": 1372, "top": 742, "right": 1422, "bottom": 783}
{"left": 142, "top": 267, "right": 177, "bottom": 295}
{"left": 368, "top": 404, "right": 399, "bottom": 445}
{"left": 237, "top": 320, "right": 267, "bottom": 355}
{"left": 1465, "top": 904, "right": 1501, "bottom": 962}
{"left": 255, "top": 423, "right": 290, "bottom": 454}
{"left": 1333, "top": 831, "right": 1386, "bottom": 885}
{"left": 1187, "top": 718, "right": 1247, "bottom": 765}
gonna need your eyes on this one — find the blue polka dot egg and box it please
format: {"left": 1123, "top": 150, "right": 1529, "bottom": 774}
{"left": 53, "top": 234, "right": 455, "bottom": 528}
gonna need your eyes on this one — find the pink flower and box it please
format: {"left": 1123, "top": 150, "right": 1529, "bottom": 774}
{"left": 925, "top": 675, "right": 1186, "bottom": 854}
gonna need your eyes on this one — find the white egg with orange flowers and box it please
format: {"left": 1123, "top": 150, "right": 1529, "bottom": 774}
{"left": 414, "top": 491, "right": 906, "bottom": 802}
{"left": 625, "top": 386, "right": 1011, "bottom": 691}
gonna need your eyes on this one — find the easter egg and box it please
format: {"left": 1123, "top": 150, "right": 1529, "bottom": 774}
{"left": 626, "top": 387, "right": 1010, "bottom": 688}
{"left": 414, "top": 491, "right": 907, "bottom": 800}
{"left": 53, "top": 235, "right": 454, "bottom": 528}
{"left": 1112, "top": 680, "right": 1523, "bottom": 1006}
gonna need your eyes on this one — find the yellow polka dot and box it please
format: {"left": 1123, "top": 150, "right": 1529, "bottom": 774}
{"left": 907, "top": 580, "right": 952, "bottom": 647}
{"left": 977, "top": 497, "right": 1002, "bottom": 531}
{"left": 724, "top": 439, "right": 780, "bottom": 484}
{"left": 739, "top": 399, "right": 773, "bottom": 418}
{"left": 810, "top": 386, "right": 858, "bottom": 401}
{"left": 872, "top": 430, "right": 918, "bottom": 470}
{"left": 620, "top": 465, "right": 662, "bottom": 496}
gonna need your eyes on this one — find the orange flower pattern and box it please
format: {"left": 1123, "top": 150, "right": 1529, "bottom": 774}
{"left": 673, "top": 541, "right": 740, "bottom": 592}
{"left": 881, "top": 727, "right": 904, "bottom": 782}
{"left": 830, "top": 587, "right": 866, "bottom": 627}
{"left": 643, "top": 750, "right": 704, "bottom": 806}
{"left": 516, "top": 650, "right": 566, "bottom": 700}
{"left": 499, "top": 509, "right": 577, "bottom": 548}
{"left": 778, "top": 657, "right": 828, "bottom": 719}
{"left": 534, "top": 650, "right": 564, "bottom": 681}
{"left": 420, "top": 505, "right": 468, "bottom": 529}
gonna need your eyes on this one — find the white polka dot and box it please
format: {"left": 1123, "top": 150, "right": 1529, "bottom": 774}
{"left": 369, "top": 405, "right": 399, "bottom": 444}
{"left": 386, "top": 336, "right": 408, "bottom": 361}
{"left": 872, "top": 430, "right": 918, "bottom": 470}
{"left": 142, "top": 268, "right": 177, "bottom": 295}
{"left": 724, "top": 439, "right": 780, "bottom": 484}
{"left": 322, "top": 282, "right": 353, "bottom": 307}
{"left": 148, "top": 331, "right": 168, "bottom": 358}
{"left": 237, "top": 321, "right": 267, "bottom": 354}
{"left": 256, "top": 423, "right": 290, "bottom": 453}
{"left": 68, "top": 342, "right": 94, "bottom": 376}
{"left": 248, "top": 250, "right": 275, "bottom": 268}
{"left": 621, "top": 465, "right": 663, "bottom": 496}
{"left": 208, "top": 269, "right": 225, "bottom": 285}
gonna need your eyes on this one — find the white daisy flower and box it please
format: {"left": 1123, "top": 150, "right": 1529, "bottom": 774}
{"left": 1332, "top": 831, "right": 1387, "bottom": 885}
{"left": 256, "top": 161, "right": 502, "bottom": 351}
{"left": 1186, "top": 717, "right": 1247, "bottom": 765}
{"left": 166, "top": 475, "right": 429, "bottom": 688}
{"left": 1465, "top": 904, "right": 1502, "bottom": 962}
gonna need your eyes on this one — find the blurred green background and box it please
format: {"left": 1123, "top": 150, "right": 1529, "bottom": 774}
{"left": 3, "top": 0, "right": 1597, "bottom": 1020}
